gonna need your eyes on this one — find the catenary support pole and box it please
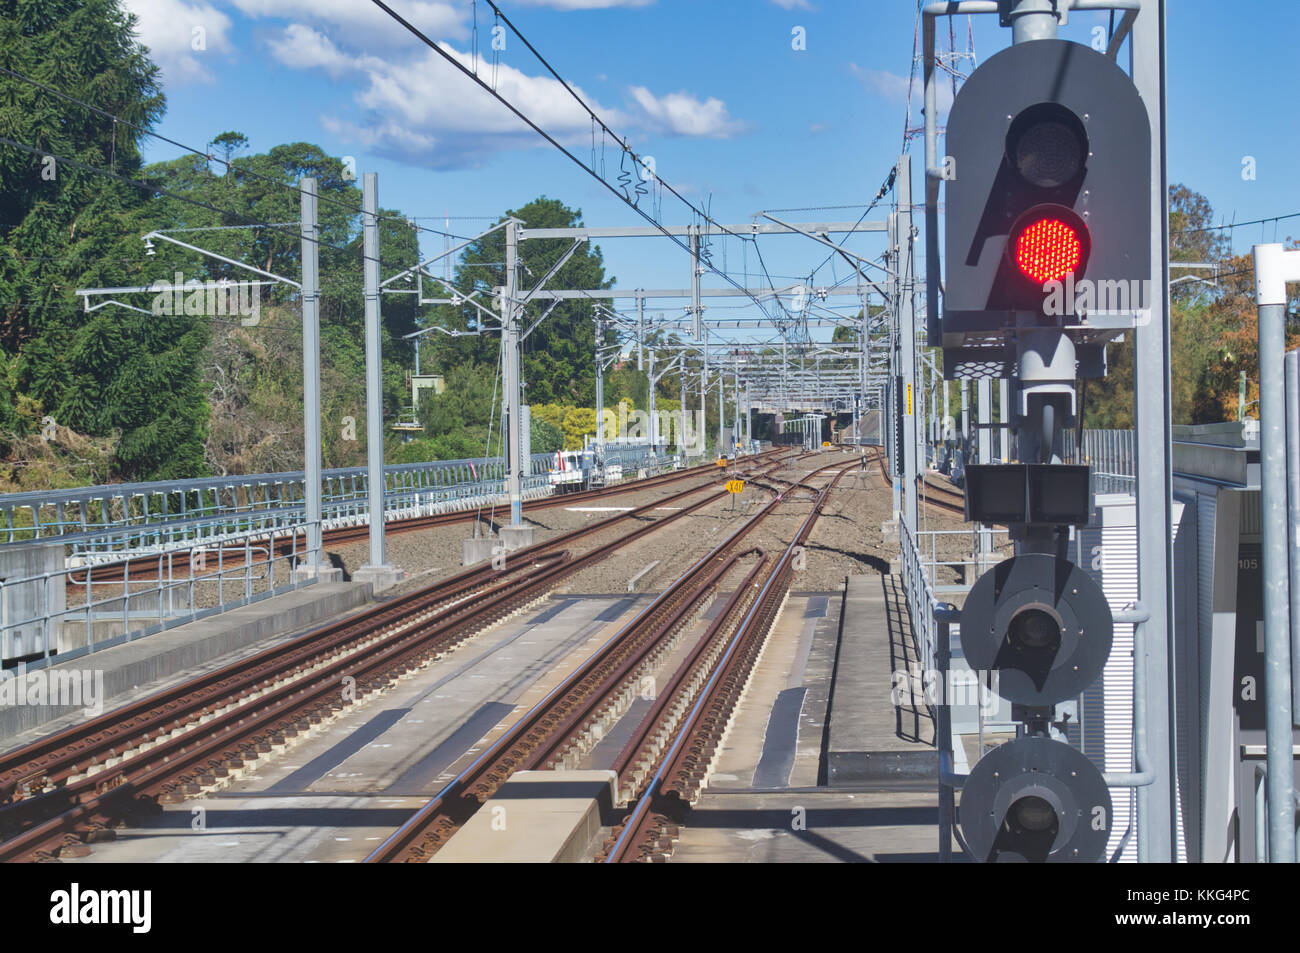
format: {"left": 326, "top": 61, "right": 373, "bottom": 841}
{"left": 679, "top": 360, "right": 688, "bottom": 456}
{"left": 897, "top": 154, "right": 919, "bottom": 538}
{"left": 1255, "top": 242, "right": 1300, "bottom": 862}
{"left": 648, "top": 348, "right": 657, "bottom": 451}
{"left": 1131, "top": 0, "right": 1176, "bottom": 863}
{"left": 505, "top": 220, "right": 523, "bottom": 526}
{"left": 595, "top": 316, "right": 605, "bottom": 453}
{"left": 299, "top": 177, "right": 325, "bottom": 573}
{"left": 358, "top": 172, "right": 398, "bottom": 588}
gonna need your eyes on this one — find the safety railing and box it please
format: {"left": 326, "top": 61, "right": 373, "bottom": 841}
{"left": 1075, "top": 428, "right": 1135, "bottom": 495}
{"left": 0, "top": 447, "right": 668, "bottom": 558}
{"left": 1, "top": 519, "right": 320, "bottom": 671}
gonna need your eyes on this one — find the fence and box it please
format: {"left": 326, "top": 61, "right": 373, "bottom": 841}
{"left": 2, "top": 518, "right": 318, "bottom": 670}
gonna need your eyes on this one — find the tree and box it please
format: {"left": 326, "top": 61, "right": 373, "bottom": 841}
{"left": 1079, "top": 184, "right": 1292, "bottom": 430}
{"left": 418, "top": 197, "right": 612, "bottom": 407}
{"left": 530, "top": 416, "right": 563, "bottom": 454}
{"left": 0, "top": 0, "right": 217, "bottom": 479}
{"left": 561, "top": 407, "right": 598, "bottom": 449}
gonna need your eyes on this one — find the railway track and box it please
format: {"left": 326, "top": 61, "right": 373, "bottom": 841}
{"left": 71, "top": 450, "right": 787, "bottom": 584}
{"left": 602, "top": 468, "right": 845, "bottom": 862}
{"left": 871, "top": 450, "right": 967, "bottom": 516}
{"left": 0, "top": 453, "right": 795, "bottom": 862}
{"left": 364, "top": 457, "right": 851, "bottom": 863}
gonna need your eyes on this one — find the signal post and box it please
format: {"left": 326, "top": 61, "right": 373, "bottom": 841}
{"left": 933, "top": 0, "right": 1155, "bottom": 862}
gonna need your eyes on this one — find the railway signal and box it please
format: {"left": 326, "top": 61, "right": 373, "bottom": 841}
{"left": 942, "top": 37, "right": 1150, "bottom": 333}
{"left": 942, "top": 30, "right": 1149, "bottom": 863}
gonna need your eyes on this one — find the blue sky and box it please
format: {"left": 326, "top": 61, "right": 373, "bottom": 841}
{"left": 125, "top": 0, "right": 1300, "bottom": 342}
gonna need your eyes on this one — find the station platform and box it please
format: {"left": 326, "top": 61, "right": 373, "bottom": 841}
{"left": 668, "top": 575, "right": 944, "bottom": 863}
{"left": 824, "top": 574, "right": 937, "bottom": 785}
{"left": 0, "top": 582, "right": 373, "bottom": 746}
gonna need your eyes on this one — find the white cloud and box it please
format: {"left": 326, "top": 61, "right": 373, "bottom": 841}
{"left": 850, "top": 63, "right": 954, "bottom": 113}
{"left": 266, "top": 26, "right": 628, "bottom": 168}
{"left": 230, "top": 0, "right": 468, "bottom": 47}
{"left": 628, "top": 86, "right": 747, "bottom": 139}
{"left": 234, "top": 9, "right": 747, "bottom": 168}
{"left": 121, "top": 0, "right": 234, "bottom": 84}
{"left": 266, "top": 23, "right": 382, "bottom": 78}
{"left": 771, "top": 0, "right": 814, "bottom": 9}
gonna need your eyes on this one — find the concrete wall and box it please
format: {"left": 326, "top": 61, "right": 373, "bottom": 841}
{"left": 0, "top": 543, "right": 65, "bottom": 662}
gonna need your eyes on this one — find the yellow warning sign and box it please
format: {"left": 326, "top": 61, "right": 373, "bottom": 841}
{"left": 717, "top": 456, "right": 728, "bottom": 467}
{"left": 906, "top": 382, "right": 913, "bottom": 416}
{"left": 726, "top": 479, "right": 745, "bottom": 494}
{"left": 822, "top": 441, "right": 830, "bottom": 448}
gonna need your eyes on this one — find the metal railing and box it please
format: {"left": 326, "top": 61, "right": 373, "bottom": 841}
{"left": 1080, "top": 428, "right": 1136, "bottom": 495}
{"left": 2, "top": 519, "right": 319, "bottom": 671}
{"left": 0, "top": 446, "right": 678, "bottom": 665}
{"left": 0, "top": 447, "right": 668, "bottom": 556}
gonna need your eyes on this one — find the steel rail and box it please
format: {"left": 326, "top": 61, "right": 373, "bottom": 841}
{"left": 365, "top": 456, "right": 852, "bottom": 862}
{"left": 605, "top": 466, "right": 849, "bottom": 862}
{"left": 0, "top": 458, "right": 795, "bottom": 860}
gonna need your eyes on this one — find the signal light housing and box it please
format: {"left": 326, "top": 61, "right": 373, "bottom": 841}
{"left": 1005, "top": 102, "right": 1089, "bottom": 190}
{"left": 939, "top": 38, "right": 1150, "bottom": 355}
{"left": 959, "top": 552, "right": 1112, "bottom": 708}
{"left": 959, "top": 735, "right": 1112, "bottom": 863}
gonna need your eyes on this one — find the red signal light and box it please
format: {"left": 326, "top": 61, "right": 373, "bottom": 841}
{"left": 1014, "top": 217, "right": 1082, "bottom": 285}
{"left": 1005, "top": 205, "right": 1091, "bottom": 290}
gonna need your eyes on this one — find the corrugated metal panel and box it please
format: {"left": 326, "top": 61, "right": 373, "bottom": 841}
{"left": 1239, "top": 491, "right": 1261, "bottom": 539}
{"left": 1080, "top": 497, "right": 1137, "bottom": 863}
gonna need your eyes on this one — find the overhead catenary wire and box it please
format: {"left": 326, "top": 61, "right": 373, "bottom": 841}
{"left": 369, "top": 0, "right": 820, "bottom": 341}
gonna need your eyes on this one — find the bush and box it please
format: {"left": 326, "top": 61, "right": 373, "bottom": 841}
{"left": 531, "top": 416, "right": 564, "bottom": 454}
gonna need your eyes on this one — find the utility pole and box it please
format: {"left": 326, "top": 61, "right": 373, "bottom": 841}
{"left": 294, "top": 177, "right": 333, "bottom": 580}
{"left": 595, "top": 314, "right": 605, "bottom": 453}
{"left": 897, "top": 154, "right": 919, "bottom": 538}
{"left": 505, "top": 219, "right": 523, "bottom": 527}
{"left": 356, "top": 172, "right": 401, "bottom": 590}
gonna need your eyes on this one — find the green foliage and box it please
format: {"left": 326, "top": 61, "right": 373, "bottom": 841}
{"left": 389, "top": 431, "right": 487, "bottom": 464}
{"left": 417, "top": 197, "right": 610, "bottom": 407}
{"left": 416, "top": 362, "right": 498, "bottom": 437}
{"left": 0, "top": 0, "right": 213, "bottom": 479}
{"left": 530, "top": 415, "right": 563, "bottom": 454}
{"left": 562, "top": 407, "right": 598, "bottom": 449}
{"left": 1082, "top": 184, "right": 1300, "bottom": 429}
